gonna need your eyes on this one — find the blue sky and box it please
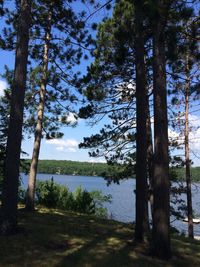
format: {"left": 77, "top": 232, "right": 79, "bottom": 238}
{"left": 0, "top": 1, "right": 200, "bottom": 166}
{"left": 0, "top": 1, "right": 112, "bottom": 163}
{"left": 1, "top": 51, "right": 200, "bottom": 165}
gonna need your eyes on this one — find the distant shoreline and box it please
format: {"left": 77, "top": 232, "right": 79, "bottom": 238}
{"left": 21, "top": 159, "right": 122, "bottom": 178}
{"left": 22, "top": 173, "right": 107, "bottom": 179}
{"left": 21, "top": 159, "right": 200, "bottom": 181}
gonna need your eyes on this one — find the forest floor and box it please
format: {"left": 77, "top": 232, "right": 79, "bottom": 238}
{"left": 0, "top": 208, "right": 200, "bottom": 267}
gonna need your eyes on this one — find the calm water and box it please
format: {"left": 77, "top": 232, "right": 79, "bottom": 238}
{"left": 21, "top": 173, "right": 200, "bottom": 236}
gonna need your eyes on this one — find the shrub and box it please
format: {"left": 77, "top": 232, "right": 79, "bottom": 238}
{"left": 18, "top": 186, "right": 26, "bottom": 204}
{"left": 36, "top": 177, "right": 60, "bottom": 208}
{"left": 73, "top": 186, "right": 95, "bottom": 214}
{"left": 25, "top": 178, "right": 112, "bottom": 217}
{"left": 90, "top": 190, "right": 112, "bottom": 218}
{"left": 35, "top": 177, "right": 75, "bottom": 210}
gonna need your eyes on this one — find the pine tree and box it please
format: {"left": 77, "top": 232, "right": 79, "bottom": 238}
{"left": 0, "top": 68, "right": 29, "bottom": 201}
{"left": 79, "top": 0, "right": 151, "bottom": 235}
{"left": 25, "top": 3, "right": 52, "bottom": 211}
{"left": 79, "top": 0, "right": 137, "bottom": 170}
{"left": 150, "top": 0, "right": 171, "bottom": 259}
{"left": 0, "top": 0, "right": 32, "bottom": 234}
{"left": 0, "top": 86, "right": 10, "bottom": 198}
{"left": 184, "top": 51, "right": 194, "bottom": 238}
{"left": 134, "top": 0, "right": 149, "bottom": 241}
{"left": 167, "top": 8, "right": 199, "bottom": 238}
{"left": 0, "top": 0, "right": 4, "bottom": 16}
{"left": 25, "top": 0, "right": 93, "bottom": 211}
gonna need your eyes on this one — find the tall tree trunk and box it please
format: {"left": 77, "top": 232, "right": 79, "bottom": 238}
{"left": 146, "top": 96, "right": 154, "bottom": 219}
{"left": 1, "top": 0, "right": 31, "bottom": 234}
{"left": 185, "top": 53, "right": 194, "bottom": 239}
{"left": 25, "top": 14, "right": 51, "bottom": 211}
{"left": 134, "top": 0, "right": 149, "bottom": 242}
{"left": 152, "top": 2, "right": 171, "bottom": 259}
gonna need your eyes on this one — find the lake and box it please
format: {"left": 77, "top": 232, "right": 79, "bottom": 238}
{"left": 21, "top": 173, "right": 200, "bottom": 236}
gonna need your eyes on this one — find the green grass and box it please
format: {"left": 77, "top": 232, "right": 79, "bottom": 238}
{"left": 0, "top": 208, "right": 200, "bottom": 267}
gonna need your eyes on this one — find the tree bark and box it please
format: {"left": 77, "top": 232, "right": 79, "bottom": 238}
{"left": 25, "top": 14, "right": 51, "bottom": 211}
{"left": 134, "top": 0, "right": 149, "bottom": 242}
{"left": 152, "top": 3, "right": 171, "bottom": 259}
{"left": 146, "top": 97, "right": 154, "bottom": 219}
{"left": 1, "top": 0, "right": 31, "bottom": 234}
{"left": 185, "top": 53, "right": 194, "bottom": 239}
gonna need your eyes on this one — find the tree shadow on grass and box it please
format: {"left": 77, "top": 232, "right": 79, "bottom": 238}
{"left": 0, "top": 208, "right": 200, "bottom": 267}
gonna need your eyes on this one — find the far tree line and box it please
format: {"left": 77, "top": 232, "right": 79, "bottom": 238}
{"left": 17, "top": 159, "right": 200, "bottom": 182}
{"left": 0, "top": 0, "right": 199, "bottom": 261}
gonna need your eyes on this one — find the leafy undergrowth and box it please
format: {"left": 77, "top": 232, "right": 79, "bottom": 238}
{"left": 0, "top": 208, "right": 200, "bottom": 267}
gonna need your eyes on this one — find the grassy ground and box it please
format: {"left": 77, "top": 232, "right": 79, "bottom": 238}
{"left": 0, "top": 208, "right": 200, "bottom": 267}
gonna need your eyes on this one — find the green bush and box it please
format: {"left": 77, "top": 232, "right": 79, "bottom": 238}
{"left": 18, "top": 186, "right": 26, "bottom": 204}
{"left": 90, "top": 190, "right": 112, "bottom": 218}
{"left": 29, "top": 178, "right": 112, "bottom": 217}
{"left": 72, "top": 186, "right": 95, "bottom": 214}
{"left": 35, "top": 178, "right": 78, "bottom": 211}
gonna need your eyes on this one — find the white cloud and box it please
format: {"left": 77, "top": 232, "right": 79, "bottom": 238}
{"left": 56, "top": 146, "right": 64, "bottom": 151}
{"left": 59, "top": 112, "right": 78, "bottom": 124}
{"left": 88, "top": 158, "right": 106, "bottom": 163}
{"left": 189, "top": 114, "right": 200, "bottom": 128}
{"left": 66, "top": 112, "right": 78, "bottom": 124}
{"left": 46, "top": 138, "right": 79, "bottom": 152}
{"left": 190, "top": 128, "right": 200, "bottom": 152}
{"left": 168, "top": 114, "right": 200, "bottom": 158}
{"left": 168, "top": 128, "right": 179, "bottom": 139}
{"left": 184, "top": 114, "right": 200, "bottom": 152}
{"left": 0, "top": 80, "right": 7, "bottom": 97}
